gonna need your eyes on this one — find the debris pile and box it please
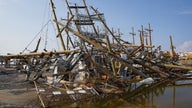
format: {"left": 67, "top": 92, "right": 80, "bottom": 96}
{"left": 0, "top": 0, "right": 192, "bottom": 107}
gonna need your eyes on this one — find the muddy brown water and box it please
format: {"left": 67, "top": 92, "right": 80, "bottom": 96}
{"left": 69, "top": 80, "right": 192, "bottom": 108}
{"left": 1, "top": 67, "right": 192, "bottom": 108}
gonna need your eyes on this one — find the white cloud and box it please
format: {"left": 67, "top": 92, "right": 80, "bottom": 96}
{"left": 177, "top": 40, "right": 192, "bottom": 52}
{"left": 178, "top": 10, "right": 192, "bottom": 15}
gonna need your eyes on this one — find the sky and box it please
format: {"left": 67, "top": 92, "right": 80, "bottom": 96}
{"left": 0, "top": 0, "right": 192, "bottom": 55}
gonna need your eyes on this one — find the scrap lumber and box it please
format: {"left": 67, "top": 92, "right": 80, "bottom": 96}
{"left": 158, "top": 63, "right": 192, "bottom": 70}
{"left": 34, "top": 81, "right": 46, "bottom": 108}
{"left": 1, "top": 50, "right": 80, "bottom": 59}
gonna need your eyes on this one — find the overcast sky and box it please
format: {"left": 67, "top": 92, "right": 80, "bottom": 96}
{"left": 0, "top": 0, "right": 192, "bottom": 54}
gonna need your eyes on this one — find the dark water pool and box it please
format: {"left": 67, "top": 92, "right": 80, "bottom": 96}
{"left": 72, "top": 80, "right": 192, "bottom": 108}
{"left": 152, "top": 80, "right": 192, "bottom": 108}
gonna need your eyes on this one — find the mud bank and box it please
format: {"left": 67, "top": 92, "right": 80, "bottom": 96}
{"left": 0, "top": 67, "right": 40, "bottom": 108}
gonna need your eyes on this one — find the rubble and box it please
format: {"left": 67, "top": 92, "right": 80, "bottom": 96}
{"left": 0, "top": 0, "right": 192, "bottom": 107}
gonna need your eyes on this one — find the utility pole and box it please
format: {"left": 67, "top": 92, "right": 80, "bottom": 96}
{"left": 169, "top": 35, "right": 175, "bottom": 57}
{"left": 112, "top": 28, "right": 115, "bottom": 44}
{"left": 129, "top": 27, "right": 136, "bottom": 44}
{"left": 138, "top": 25, "right": 144, "bottom": 49}
{"left": 50, "top": 0, "right": 66, "bottom": 50}
{"left": 117, "top": 28, "right": 122, "bottom": 41}
{"left": 144, "top": 32, "right": 149, "bottom": 51}
{"left": 145, "top": 23, "right": 153, "bottom": 51}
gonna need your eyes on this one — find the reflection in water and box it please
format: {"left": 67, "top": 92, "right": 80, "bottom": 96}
{"left": 153, "top": 80, "right": 192, "bottom": 108}
{"left": 69, "top": 80, "right": 192, "bottom": 108}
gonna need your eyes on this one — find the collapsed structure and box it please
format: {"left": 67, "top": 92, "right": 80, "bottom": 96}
{"left": 0, "top": 0, "right": 192, "bottom": 107}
